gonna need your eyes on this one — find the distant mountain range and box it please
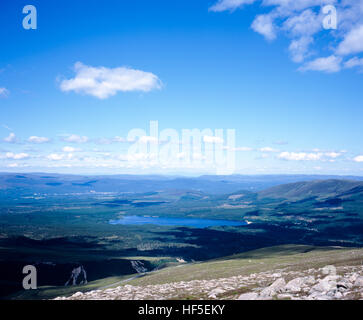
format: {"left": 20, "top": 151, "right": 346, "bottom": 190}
{"left": 1, "top": 173, "right": 363, "bottom": 195}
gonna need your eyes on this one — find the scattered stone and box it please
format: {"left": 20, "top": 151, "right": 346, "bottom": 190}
{"left": 54, "top": 265, "right": 363, "bottom": 301}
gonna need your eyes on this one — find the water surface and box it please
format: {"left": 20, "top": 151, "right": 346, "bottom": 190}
{"left": 109, "top": 215, "right": 247, "bottom": 228}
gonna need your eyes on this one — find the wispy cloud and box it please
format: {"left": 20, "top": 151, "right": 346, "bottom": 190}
{"left": 299, "top": 55, "right": 342, "bottom": 73}
{"left": 337, "top": 24, "right": 363, "bottom": 56}
{"left": 3, "top": 133, "right": 17, "bottom": 143}
{"left": 354, "top": 155, "right": 363, "bottom": 162}
{"left": 273, "top": 140, "right": 288, "bottom": 145}
{"left": 47, "top": 153, "right": 71, "bottom": 161}
{"left": 5, "top": 152, "right": 29, "bottom": 160}
{"left": 28, "top": 136, "right": 50, "bottom": 144}
{"left": 0, "top": 87, "right": 9, "bottom": 97}
{"left": 59, "top": 62, "right": 162, "bottom": 99}
{"left": 260, "top": 147, "right": 279, "bottom": 152}
{"left": 1, "top": 124, "right": 13, "bottom": 131}
{"left": 62, "top": 146, "right": 80, "bottom": 153}
{"left": 209, "top": 0, "right": 257, "bottom": 12}
{"left": 61, "top": 134, "right": 89, "bottom": 144}
{"left": 278, "top": 151, "right": 342, "bottom": 161}
{"left": 344, "top": 56, "right": 363, "bottom": 71}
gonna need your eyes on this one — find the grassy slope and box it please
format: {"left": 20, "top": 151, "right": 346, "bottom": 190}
{"left": 7, "top": 244, "right": 363, "bottom": 299}
{"left": 128, "top": 245, "right": 363, "bottom": 286}
{"left": 6, "top": 275, "right": 133, "bottom": 300}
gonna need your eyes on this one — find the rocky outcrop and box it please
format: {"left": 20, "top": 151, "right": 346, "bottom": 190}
{"left": 65, "top": 266, "right": 87, "bottom": 286}
{"left": 130, "top": 261, "right": 147, "bottom": 274}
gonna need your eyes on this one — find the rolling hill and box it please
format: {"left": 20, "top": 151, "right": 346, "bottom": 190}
{"left": 258, "top": 179, "right": 363, "bottom": 200}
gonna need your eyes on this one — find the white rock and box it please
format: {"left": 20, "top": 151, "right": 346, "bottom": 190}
{"left": 238, "top": 292, "right": 259, "bottom": 300}
{"left": 285, "top": 277, "right": 304, "bottom": 292}
{"left": 311, "top": 275, "right": 338, "bottom": 293}
{"left": 349, "top": 274, "right": 359, "bottom": 283}
{"left": 260, "top": 278, "right": 286, "bottom": 297}
{"left": 208, "top": 288, "right": 225, "bottom": 298}
{"left": 72, "top": 292, "right": 83, "bottom": 298}
{"left": 304, "top": 276, "right": 316, "bottom": 285}
{"left": 354, "top": 277, "right": 363, "bottom": 287}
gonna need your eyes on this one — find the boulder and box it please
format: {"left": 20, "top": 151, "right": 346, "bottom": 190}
{"left": 208, "top": 288, "right": 225, "bottom": 299}
{"left": 72, "top": 292, "right": 83, "bottom": 298}
{"left": 285, "top": 277, "right": 304, "bottom": 292}
{"left": 260, "top": 278, "right": 286, "bottom": 297}
{"left": 311, "top": 275, "right": 339, "bottom": 293}
{"left": 238, "top": 292, "right": 259, "bottom": 300}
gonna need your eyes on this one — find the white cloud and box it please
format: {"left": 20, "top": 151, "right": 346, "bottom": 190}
{"left": 203, "top": 135, "right": 224, "bottom": 144}
{"left": 278, "top": 150, "right": 342, "bottom": 161}
{"left": 337, "top": 25, "right": 363, "bottom": 56}
{"left": 3, "top": 133, "right": 17, "bottom": 143}
{"left": 0, "top": 87, "right": 9, "bottom": 97}
{"left": 251, "top": 14, "right": 277, "bottom": 41}
{"left": 7, "top": 163, "right": 20, "bottom": 168}
{"left": 28, "top": 136, "right": 50, "bottom": 144}
{"left": 299, "top": 55, "right": 342, "bottom": 73}
{"left": 60, "top": 62, "right": 162, "bottom": 99}
{"left": 288, "top": 36, "right": 314, "bottom": 62}
{"left": 94, "top": 136, "right": 128, "bottom": 145}
{"left": 47, "top": 153, "right": 65, "bottom": 161}
{"left": 260, "top": 147, "right": 279, "bottom": 152}
{"left": 344, "top": 56, "right": 363, "bottom": 70}
{"left": 62, "top": 134, "right": 89, "bottom": 144}
{"left": 262, "top": 0, "right": 337, "bottom": 12}
{"left": 283, "top": 9, "right": 322, "bottom": 37}
{"left": 325, "top": 152, "right": 341, "bottom": 159}
{"left": 354, "top": 155, "right": 363, "bottom": 162}
{"left": 209, "top": 0, "right": 257, "bottom": 12}
{"left": 62, "top": 146, "right": 79, "bottom": 153}
{"left": 6, "top": 152, "right": 29, "bottom": 160}
{"left": 278, "top": 151, "right": 322, "bottom": 161}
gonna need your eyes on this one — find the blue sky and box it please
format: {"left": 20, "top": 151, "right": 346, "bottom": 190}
{"left": 0, "top": 0, "right": 363, "bottom": 175}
